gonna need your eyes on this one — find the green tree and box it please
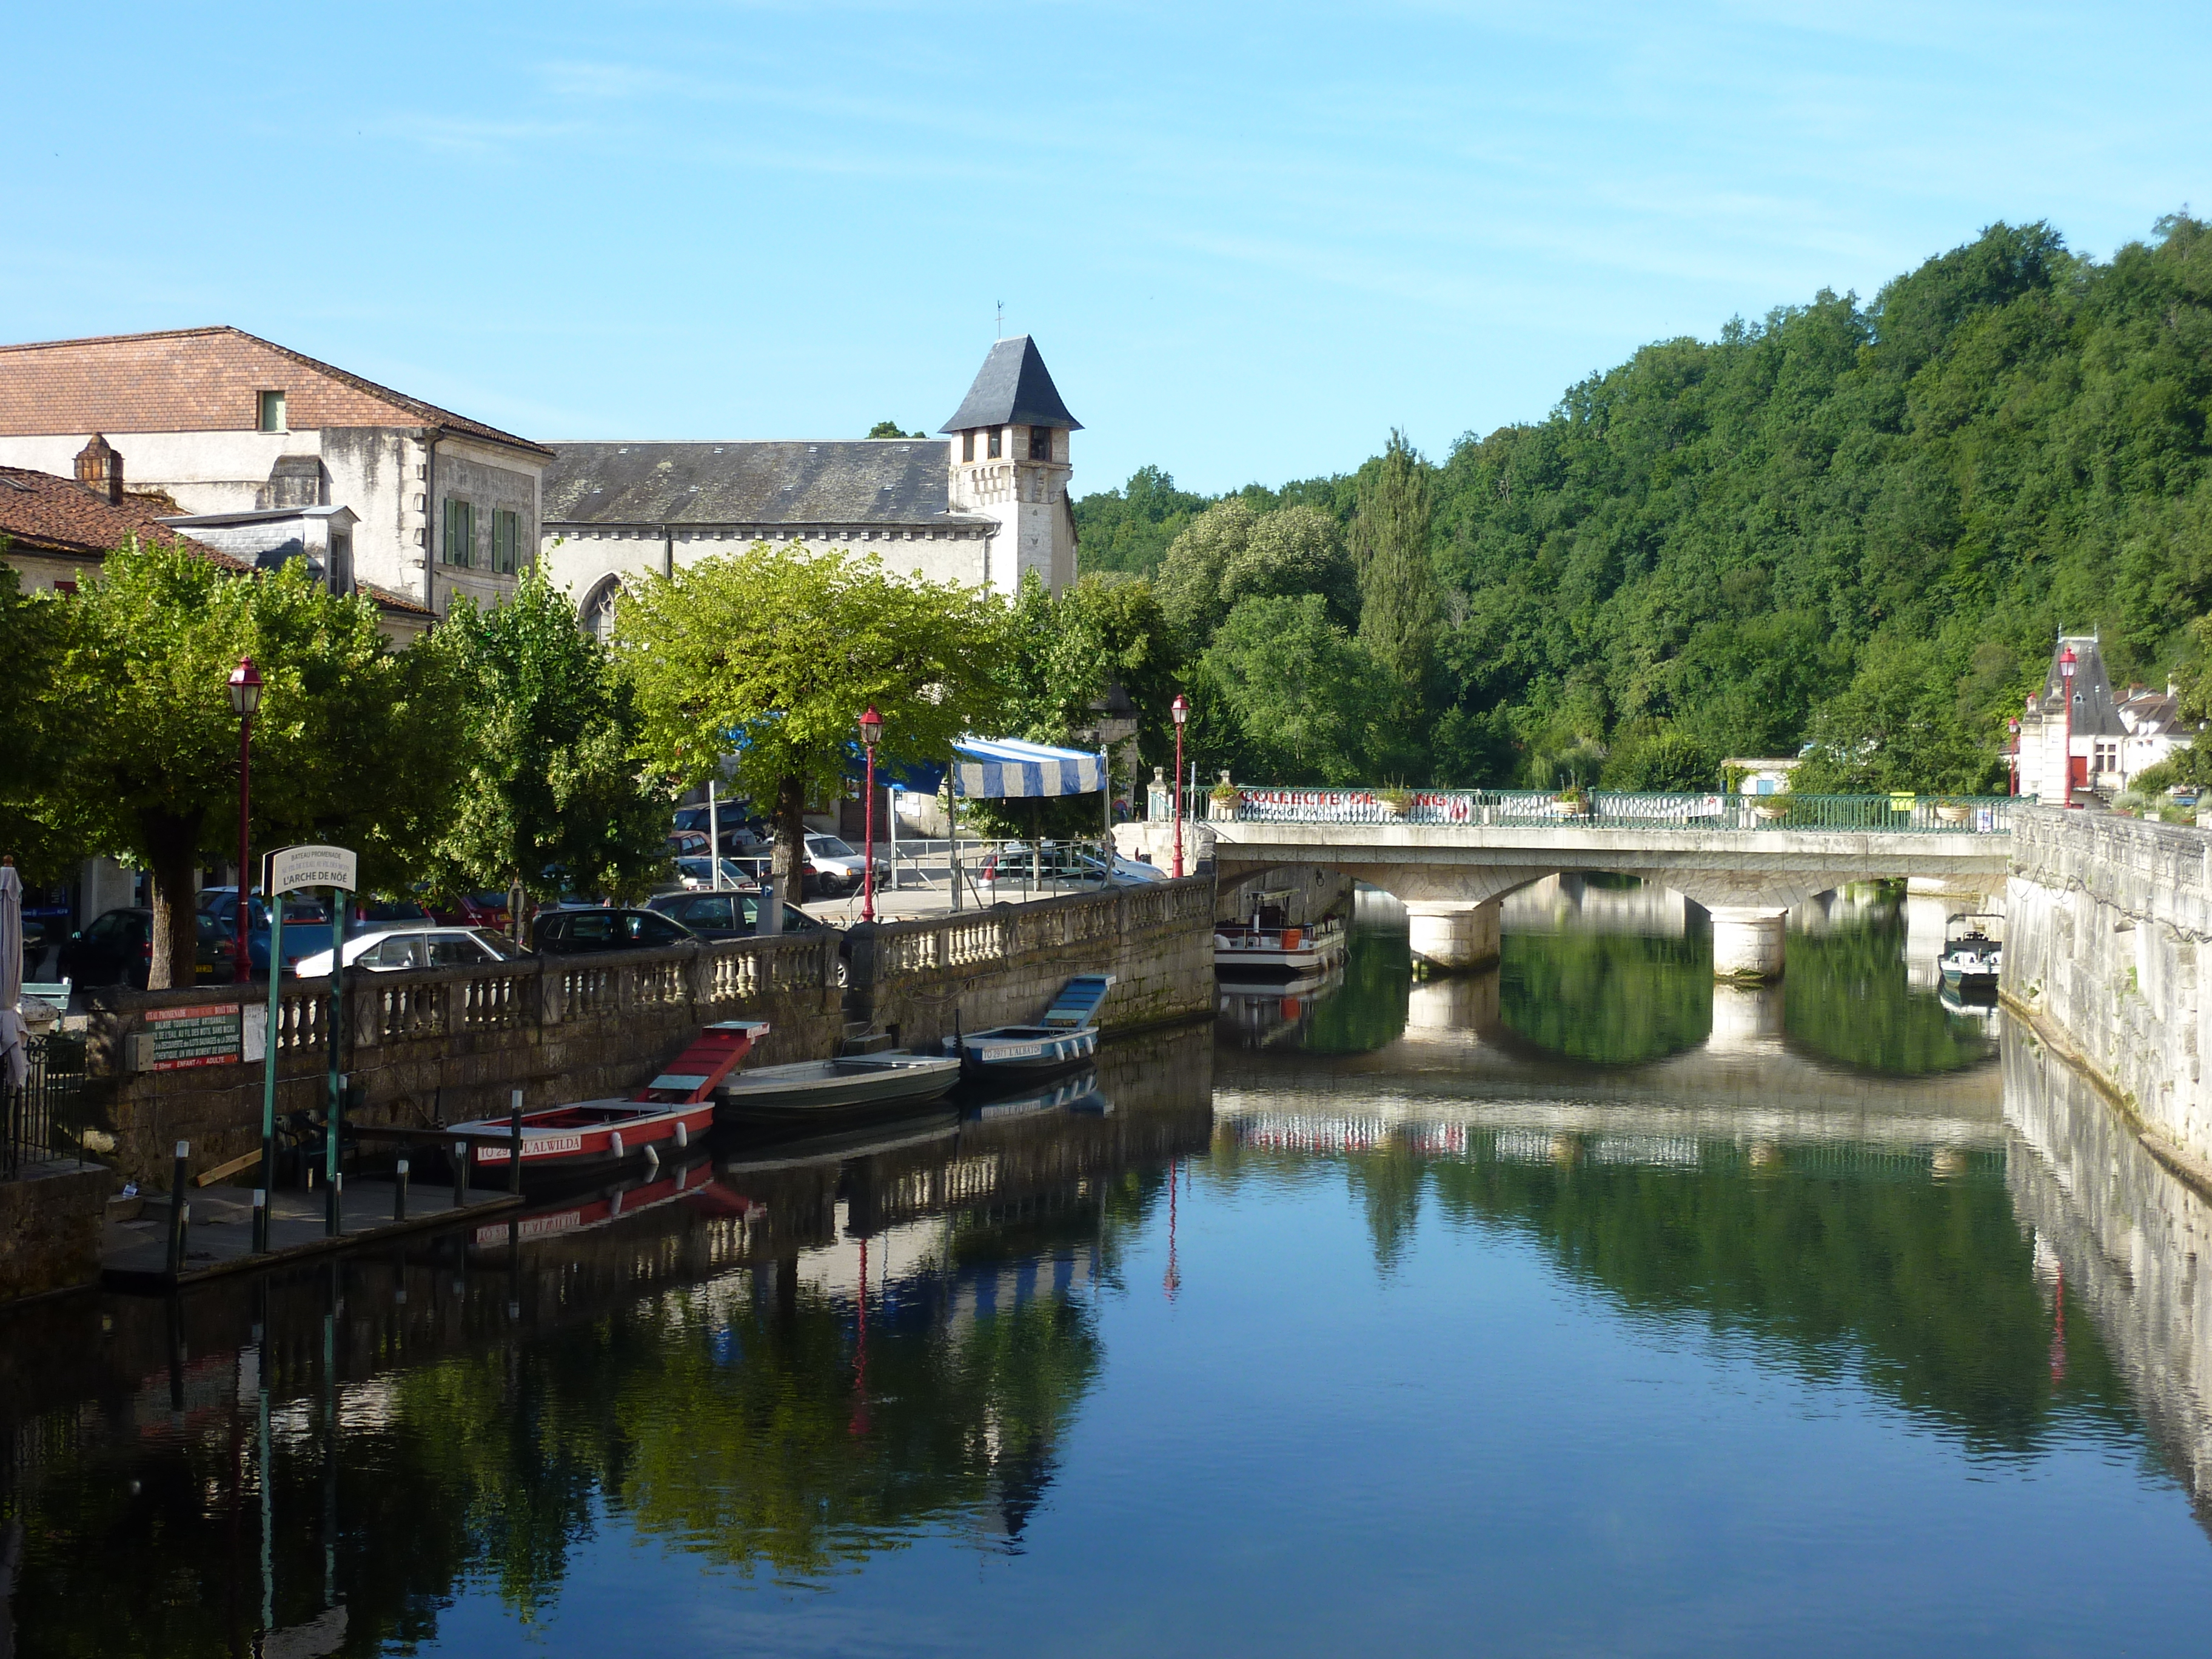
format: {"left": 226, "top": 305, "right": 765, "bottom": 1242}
{"left": 1201, "top": 594, "right": 1389, "bottom": 783}
{"left": 1071, "top": 465, "right": 1212, "bottom": 577}
{"left": 0, "top": 562, "right": 79, "bottom": 877}
{"left": 1792, "top": 633, "right": 2003, "bottom": 793}
{"left": 1601, "top": 725, "right": 1717, "bottom": 791}
{"left": 55, "top": 542, "right": 465, "bottom": 986}
{"left": 616, "top": 544, "right": 1010, "bottom": 918}
{"left": 1220, "top": 504, "right": 1358, "bottom": 629}
{"left": 1352, "top": 430, "right": 1438, "bottom": 739}
{"left": 1155, "top": 497, "right": 1258, "bottom": 650}
{"left": 865, "top": 421, "right": 922, "bottom": 439}
{"left": 432, "top": 567, "right": 672, "bottom": 915}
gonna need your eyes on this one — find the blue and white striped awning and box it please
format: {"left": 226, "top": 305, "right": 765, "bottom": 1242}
{"left": 951, "top": 737, "right": 1106, "bottom": 799}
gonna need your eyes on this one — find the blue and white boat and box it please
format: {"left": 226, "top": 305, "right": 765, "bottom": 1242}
{"left": 948, "top": 974, "right": 1114, "bottom": 1082}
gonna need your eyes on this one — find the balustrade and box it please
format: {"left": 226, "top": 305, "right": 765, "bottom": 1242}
{"left": 1209, "top": 786, "right": 2024, "bottom": 834}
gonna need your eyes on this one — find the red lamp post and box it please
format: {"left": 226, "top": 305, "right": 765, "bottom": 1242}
{"left": 2006, "top": 718, "right": 2021, "bottom": 797}
{"left": 2059, "top": 643, "right": 2077, "bottom": 806}
{"left": 226, "top": 656, "right": 263, "bottom": 982}
{"left": 1170, "top": 694, "right": 1190, "bottom": 878}
{"left": 858, "top": 705, "right": 883, "bottom": 923}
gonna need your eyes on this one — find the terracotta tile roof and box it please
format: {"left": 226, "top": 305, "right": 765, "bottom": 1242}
{"left": 359, "top": 580, "right": 434, "bottom": 617}
{"left": 0, "top": 465, "right": 250, "bottom": 569}
{"left": 0, "top": 326, "right": 550, "bottom": 457}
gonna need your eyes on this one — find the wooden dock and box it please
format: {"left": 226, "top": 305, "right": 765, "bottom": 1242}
{"left": 103, "top": 1178, "right": 523, "bottom": 1290}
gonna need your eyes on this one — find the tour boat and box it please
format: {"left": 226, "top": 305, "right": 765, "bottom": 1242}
{"left": 451, "top": 1021, "right": 769, "bottom": 1187}
{"left": 1214, "top": 890, "right": 1349, "bottom": 980}
{"left": 714, "top": 1051, "right": 962, "bottom": 1131}
{"left": 947, "top": 974, "right": 1114, "bottom": 1082}
{"left": 1938, "top": 914, "right": 2002, "bottom": 998}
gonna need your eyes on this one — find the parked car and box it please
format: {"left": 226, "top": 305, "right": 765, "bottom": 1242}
{"left": 666, "top": 830, "right": 711, "bottom": 859}
{"left": 293, "top": 927, "right": 528, "bottom": 977}
{"left": 802, "top": 833, "right": 885, "bottom": 895}
{"left": 529, "top": 908, "right": 701, "bottom": 955}
{"left": 58, "top": 907, "right": 227, "bottom": 989}
{"left": 669, "top": 856, "right": 761, "bottom": 891}
{"left": 431, "top": 889, "right": 512, "bottom": 930}
{"left": 973, "top": 843, "right": 1166, "bottom": 899}
{"left": 646, "top": 890, "right": 834, "bottom": 940}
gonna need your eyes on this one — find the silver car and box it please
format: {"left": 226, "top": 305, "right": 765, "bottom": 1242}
{"left": 293, "top": 927, "right": 526, "bottom": 977}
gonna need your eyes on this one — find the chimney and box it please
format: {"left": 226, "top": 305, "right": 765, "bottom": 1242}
{"left": 74, "top": 434, "right": 122, "bottom": 504}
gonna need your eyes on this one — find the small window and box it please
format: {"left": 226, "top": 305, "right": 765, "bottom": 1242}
{"left": 442, "top": 498, "right": 474, "bottom": 568}
{"left": 491, "top": 508, "right": 522, "bottom": 574}
{"left": 326, "top": 531, "right": 353, "bottom": 595}
{"left": 258, "top": 390, "right": 287, "bottom": 432}
{"left": 1030, "top": 426, "right": 1053, "bottom": 461}
{"left": 987, "top": 427, "right": 1002, "bottom": 460}
{"left": 962, "top": 431, "right": 976, "bottom": 463}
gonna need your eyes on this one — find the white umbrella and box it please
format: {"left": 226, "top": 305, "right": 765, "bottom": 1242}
{"left": 0, "top": 860, "right": 24, "bottom": 1091}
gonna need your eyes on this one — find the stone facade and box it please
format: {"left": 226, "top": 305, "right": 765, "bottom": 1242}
{"left": 2003, "top": 806, "right": 2212, "bottom": 1164}
{"left": 842, "top": 875, "right": 1218, "bottom": 1051}
{"left": 0, "top": 1159, "right": 115, "bottom": 1302}
{"left": 70, "top": 879, "right": 1215, "bottom": 1191}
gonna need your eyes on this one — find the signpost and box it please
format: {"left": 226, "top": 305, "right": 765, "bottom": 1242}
{"left": 253, "top": 845, "right": 357, "bottom": 1254}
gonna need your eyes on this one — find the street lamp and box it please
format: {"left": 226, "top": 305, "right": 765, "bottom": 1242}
{"left": 2059, "top": 643, "right": 2077, "bottom": 806}
{"left": 1170, "top": 694, "right": 1190, "bottom": 879}
{"left": 2006, "top": 717, "right": 2021, "bottom": 797}
{"left": 858, "top": 705, "right": 883, "bottom": 923}
{"left": 227, "top": 656, "right": 263, "bottom": 983}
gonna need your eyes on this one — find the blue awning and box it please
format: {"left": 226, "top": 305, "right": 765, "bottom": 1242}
{"left": 951, "top": 737, "right": 1105, "bottom": 799}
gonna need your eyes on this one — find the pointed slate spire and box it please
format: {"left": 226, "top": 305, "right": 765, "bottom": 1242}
{"left": 940, "top": 336, "right": 1082, "bottom": 433}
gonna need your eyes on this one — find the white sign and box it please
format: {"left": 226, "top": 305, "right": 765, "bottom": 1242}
{"left": 267, "top": 844, "right": 358, "bottom": 894}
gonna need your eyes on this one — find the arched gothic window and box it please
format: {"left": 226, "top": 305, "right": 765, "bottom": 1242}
{"left": 581, "top": 575, "right": 624, "bottom": 645}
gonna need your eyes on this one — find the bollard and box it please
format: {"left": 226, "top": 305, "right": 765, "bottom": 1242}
{"left": 252, "top": 1188, "right": 268, "bottom": 1254}
{"left": 394, "top": 1158, "right": 410, "bottom": 1222}
{"left": 166, "top": 1141, "right": 191, "bottom": 1279}
{"left": 508, "top": 1089, "right": 524, "bottom": 1196}
{"left": 452, "top": 1141, "right": 469, "bottom": 1209}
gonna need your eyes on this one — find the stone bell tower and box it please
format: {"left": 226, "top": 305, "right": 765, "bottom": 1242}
{"left": 941, "top": 335, "right": 1081, "bottom": 597}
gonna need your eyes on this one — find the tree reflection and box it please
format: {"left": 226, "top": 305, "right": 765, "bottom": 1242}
{"left": 1785, "top": 910, "right": 1996, "bottom": 1073}
{"left": 1498, "top": 928, "right": 1712, "bottom": 1064}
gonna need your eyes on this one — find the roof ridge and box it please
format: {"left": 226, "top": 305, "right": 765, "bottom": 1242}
{"left": 0, "top": 326, "right": 233, "bottom": 354}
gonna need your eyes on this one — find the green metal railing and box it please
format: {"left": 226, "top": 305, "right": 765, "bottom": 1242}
{"left": 1173, "top": 787, "right": 2027, "bottom": 834}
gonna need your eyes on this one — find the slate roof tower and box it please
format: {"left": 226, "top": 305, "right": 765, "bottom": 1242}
{"left": 943, "top": 336, "right": 1081, "bottom": 598}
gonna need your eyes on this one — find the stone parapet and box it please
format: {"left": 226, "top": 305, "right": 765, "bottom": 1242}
{"left": 2003, "top": 806, "right": 2212, "bottom": 1164}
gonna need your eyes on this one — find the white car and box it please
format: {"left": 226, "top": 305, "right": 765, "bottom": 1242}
{"left": 293, "top": 927, "right": 527, "bottom": 977}
{"left": 973, "top": 843, "right": 1168, "bottom": 898}
{"left": 803, "top": 833, "right": 885, "bottom": 894}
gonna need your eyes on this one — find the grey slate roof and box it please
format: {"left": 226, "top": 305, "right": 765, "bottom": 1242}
{"left": 2034, "top": 634, "right": 2128, "bottom": 737}
{"left": 541, "top": 440, "right": 990, "bottom": 528}
{"left": 940, "top": 337, "right": 1082, "bottom": 434}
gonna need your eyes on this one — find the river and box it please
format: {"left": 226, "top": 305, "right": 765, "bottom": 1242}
{"left": 4, "top": 878, "right": 2211, "bottom": 1655}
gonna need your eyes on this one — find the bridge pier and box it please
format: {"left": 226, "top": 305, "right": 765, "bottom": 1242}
{"left": 1708, "top": 907, "right": 1788, "bottom": 982}
{"left": 1405, "top": 900, "right": 1501, "bottom": 974}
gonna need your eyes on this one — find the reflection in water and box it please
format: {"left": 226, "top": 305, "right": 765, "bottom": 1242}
{"left": 15, "top": 922, "right": 2212, "bottom": 1651}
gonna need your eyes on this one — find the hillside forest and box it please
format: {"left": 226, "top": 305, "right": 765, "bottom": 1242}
{"left": 1065, "top": 216, "right": 2212, "bottom": 794}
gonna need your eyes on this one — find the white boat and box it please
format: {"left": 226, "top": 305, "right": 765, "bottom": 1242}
{"left": 1939, "top": 913, "right": 2002, "bottom": 999}
{"left": 1215, "top": 888, "right": 1349, "bottom": 979}
{"left": 714, "top": 1051, "right": 961, "bottom": 1130}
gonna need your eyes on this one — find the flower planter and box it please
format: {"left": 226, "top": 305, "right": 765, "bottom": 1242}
{"left": 1752, "top": 802, "right": 1789, "bottom": 823}
{"left": 1934, "top": 803, "right": 1972, "bottom": 825}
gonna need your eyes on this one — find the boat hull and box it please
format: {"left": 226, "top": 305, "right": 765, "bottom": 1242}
{"left": 449, "top": 1098, "right": 717, "bottom": 1188}
{"left": 954, "top": 1024, "right": 1100, "bottom": 1082}
{"left": 1214, "top": 922, "right": 1349, "bottom": 980}
{"left": 716, "top": 1054, "right": 961, "bottom": 1128}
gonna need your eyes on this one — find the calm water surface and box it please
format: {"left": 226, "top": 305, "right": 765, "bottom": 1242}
{"left": 6, "top": 880, "right": 2212, "bottom": 1655}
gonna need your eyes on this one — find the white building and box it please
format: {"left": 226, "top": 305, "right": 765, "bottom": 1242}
{"left": 2014, "top": 634, "right": 2196, "bottom": 799}
{"left": 0, "top": 326, "right": 549, "bottom": 625}
{"left": 540, "top": 335, "right": 1081, "bottom": 631}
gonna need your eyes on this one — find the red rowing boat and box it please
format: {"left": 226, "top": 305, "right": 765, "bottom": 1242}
{"left": 451, "top": 1021, "right": 769, "bottom": 1186}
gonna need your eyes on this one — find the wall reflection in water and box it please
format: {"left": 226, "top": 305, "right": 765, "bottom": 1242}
{"left": 0, "top": 1026, "right": 1213, "bottom": 1656}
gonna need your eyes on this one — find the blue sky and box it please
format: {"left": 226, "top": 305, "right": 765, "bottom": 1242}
{"left": 8, "top": 2, "right": 2208, "bottom": 495}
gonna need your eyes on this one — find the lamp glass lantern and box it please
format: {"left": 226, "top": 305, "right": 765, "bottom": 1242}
{"left": 228, "top": 656, "right": 264, "bottom": 716}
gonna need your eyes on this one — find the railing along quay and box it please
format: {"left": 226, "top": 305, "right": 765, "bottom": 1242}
{"left": 3, "top": 1031, "right": 88, "bottom": 1178}
{"left": 1201, "top": 788, "right": 2027, "bottom": 833}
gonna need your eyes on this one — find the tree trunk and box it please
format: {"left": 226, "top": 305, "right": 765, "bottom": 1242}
{"left": 765, "top": 773, "right": 807, "bottom": 935}
{"left": 141, "top": 809, "right": 205, "bottom": 991}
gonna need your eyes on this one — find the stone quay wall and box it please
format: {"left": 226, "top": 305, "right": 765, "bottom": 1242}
{"left": 2003, "top": 806, "right": 2212, "bottom": 1164}
{"left": 842, "top": 874, "right": 1217, "bottom": 1051}
{"left": 0, "top": 1160, "right": 116, "bottom": 1303}
{"left": 67, "top": 876, "right": 1216, "bottom": 1193}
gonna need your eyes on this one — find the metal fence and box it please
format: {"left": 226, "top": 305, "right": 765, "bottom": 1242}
{"left": 2, "top": 1032, "right": 88, "bottom": 1179}
{"left": 1182, "top": 787, "right": 2027, "bottom": 834}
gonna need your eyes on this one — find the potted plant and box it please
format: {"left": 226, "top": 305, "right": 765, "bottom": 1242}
{"left": 1752, "top": 794, "right": 1790, "bottom": 822}
{"left": 1553, "top": 785, "right": 1588, "bottom": 817}
{"left": 1934, "top": 799, "right": 1973, "bottom": 825}
{"left": 1376, "top": 785, "right": 1413, "bottom": 819}
{"left": 1208, "top": 775, "right": 1242, "bottom": 817}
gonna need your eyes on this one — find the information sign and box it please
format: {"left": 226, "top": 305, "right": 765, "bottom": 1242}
{"left": 1889, "top": 793, "right": 1917, "bottom": 813}
{"left": 266, "top": 843, "right": 358, "bottom": 894}
{"left": 146, "top": 1003, "right": 243, "bottom": 1071}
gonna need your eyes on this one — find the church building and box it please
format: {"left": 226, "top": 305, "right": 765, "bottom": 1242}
{"left": 540, "top": 336, "right": 1082, "bottom": 636}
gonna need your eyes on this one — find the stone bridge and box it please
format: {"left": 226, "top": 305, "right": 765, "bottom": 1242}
{"left": 1137, "top": 786, "right": 2017, "bottom": 979}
